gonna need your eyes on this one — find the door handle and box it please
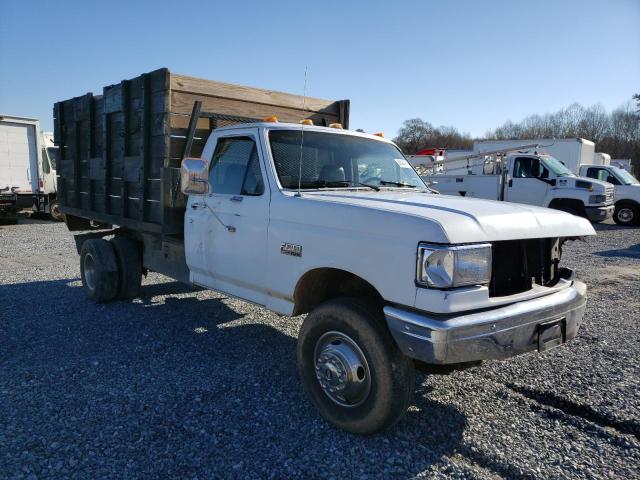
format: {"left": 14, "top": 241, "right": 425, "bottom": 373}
{"left": 191, "top": 202, "right": 206, "bottom": 209}
{"left": 230, "top": 196, "right": 243, "bottom": 202}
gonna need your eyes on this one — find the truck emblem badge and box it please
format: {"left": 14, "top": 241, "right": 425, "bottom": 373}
{"left": 281, "top": 243, "right": 302, "bottom": 257}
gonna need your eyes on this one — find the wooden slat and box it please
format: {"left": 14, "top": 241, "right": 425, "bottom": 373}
{"left": 171, "top": 73, "right": 338, "bottom": 114}
{"left": 170, "top": 91, "right": 341, "bottom": 125}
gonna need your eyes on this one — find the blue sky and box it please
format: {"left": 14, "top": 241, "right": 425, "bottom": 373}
{"left": 1, "top": 0, "right": 638, "bottom": 138}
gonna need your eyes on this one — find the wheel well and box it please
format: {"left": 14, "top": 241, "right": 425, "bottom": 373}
{"left": 615, "top": 199, "right": 639, "bottom": 209}
{"left": 293, "top": 268, "right": 383, "bottom": 316}
{"left": 548, "top": 198, "right": 586, "bottom": 216}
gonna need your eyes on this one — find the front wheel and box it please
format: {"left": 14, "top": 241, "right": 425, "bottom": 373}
{"left": 613, "top": 203, "right": 639, "bottom": 226}
{"left": 297, "top": 298, "right": 415, "bottom": 434}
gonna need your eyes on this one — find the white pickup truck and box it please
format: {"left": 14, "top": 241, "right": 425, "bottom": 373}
{"left": 56, "top": 70, "right": 595, "bottom": 434}
{"left": 421, "top": 149, "right": 614, "bottom": 223}
{"left": 579, "top": 164, "right": 640, "bottom": 225}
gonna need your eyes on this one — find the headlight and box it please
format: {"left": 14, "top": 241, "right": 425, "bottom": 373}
{"left": 417, "top": 243, "right": 492, "bottom": 288}
{"left": 589, "top": 194, "right": 606, "bottom": 204}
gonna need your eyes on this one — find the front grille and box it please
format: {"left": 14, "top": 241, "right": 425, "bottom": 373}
{"left": 605, "top": 186, "right": 614, "bottom": 203}
{"left": 489, "top": 238, "right": 561, "bottom": 297}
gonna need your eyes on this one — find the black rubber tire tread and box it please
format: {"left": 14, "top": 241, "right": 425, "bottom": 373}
{"left": 110, "top": 236, "right": 143, "bottom": 299}
{"left": 80, "top": 239, "right": 119, "bottom": 303}
{"left": 613, "top": 203, "right": 639, "bottom": 226}
{"left": 297, "top": 297, "right": 415, "bottom": 435}
{"left": 49, "top": 200, "right": 64, "bottom": 221}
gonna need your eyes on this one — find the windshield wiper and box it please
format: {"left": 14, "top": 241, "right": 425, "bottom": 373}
{"left": 353, "top": 182, "right": 380, "bottom": 191}
{"left": 379, "top": 180, "right": 418, "bottom": 188}
{"left": 293, "top": 180, "right": 380, "bottom": 191}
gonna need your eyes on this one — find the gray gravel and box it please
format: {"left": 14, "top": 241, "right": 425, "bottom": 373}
{"left": 1, "top": 216, "right": 639, "bottom": 479}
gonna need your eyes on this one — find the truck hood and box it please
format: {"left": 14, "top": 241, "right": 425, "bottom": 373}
{"left": 300, "top": 190, "right": 596, "bottom": 243}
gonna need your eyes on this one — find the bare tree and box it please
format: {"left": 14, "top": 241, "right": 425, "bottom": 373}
{"left": 394, "top": 118, "right": 472, "bottom": 154}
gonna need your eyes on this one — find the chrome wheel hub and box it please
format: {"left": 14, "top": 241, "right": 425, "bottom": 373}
{"left": 314, "top": 331, "right": 371, "bottom": 407}
{"left": 618, "top": 208, "right": 634, "bottom": 223}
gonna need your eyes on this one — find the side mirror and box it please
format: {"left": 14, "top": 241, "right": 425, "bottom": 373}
{"left": 180, "top": 157, "right": 209, "bottom": 195}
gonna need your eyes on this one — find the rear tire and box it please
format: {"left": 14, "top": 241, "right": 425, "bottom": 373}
{"left": 297, "top": 297, "right": 415, "bottom": 435}
{"left": 110, "top": 236, "right": 143, "bottom": 299}
{"left": 80, "top": 239, "right": 119, "bottom": 302}
{"left": 613, "top": 203, "right": 639, "bottom": 226}
{"left": 49, "top": 200, "right": 64, "bottom": 221}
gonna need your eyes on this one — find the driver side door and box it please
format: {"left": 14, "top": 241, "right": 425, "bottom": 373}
{"left": 185, "top": 131, "right": 270, "bottom": 305}
{"left": 505, "top": 156, "right": 550, "bottom": 206}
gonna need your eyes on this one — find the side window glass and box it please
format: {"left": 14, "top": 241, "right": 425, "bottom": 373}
{"left": 514, "top": 157, "right": 538, "bottom": 178}
{"left": 586, "top": 168, "right": 598, "bottom": 180}
{"left": 209, "top": 137, "right": 264, "bottom": 195}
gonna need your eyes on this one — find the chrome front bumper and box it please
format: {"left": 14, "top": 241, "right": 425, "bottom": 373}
{"left": 384, "top": 281, "right": 587, "bottom": 365}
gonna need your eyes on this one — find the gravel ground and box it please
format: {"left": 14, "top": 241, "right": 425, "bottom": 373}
{"left": 1, "top": 216, "right": 639, "bottom": 479}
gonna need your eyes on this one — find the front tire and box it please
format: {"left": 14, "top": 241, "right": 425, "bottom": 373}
{"left": 297, "top": 298, "right": 415, "bottom": 434}
{"left": 80, "top": 239, "right": 119, "bottom": 302}
{"left": 613, "top": 203, "right": 639, "bottom": 226}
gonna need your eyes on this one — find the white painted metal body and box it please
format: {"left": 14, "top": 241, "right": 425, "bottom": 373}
{"left": 183, "top": 124, "right": 595, "bottom": 319}
{"left": 579, "top": 164, "right": 640, "bottom": 206}
{"left": 0, "top": 115, "right": 42, "bottom": 194}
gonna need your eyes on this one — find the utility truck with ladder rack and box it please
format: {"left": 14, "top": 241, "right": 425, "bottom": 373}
{"left": 420, "top": 145, "right": 614, "bottom": 223}
{"left": 56, "top": 69, "right": 594, "bottom": 434}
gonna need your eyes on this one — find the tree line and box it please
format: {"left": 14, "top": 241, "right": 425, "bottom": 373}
{"left": 394, "top": 95, "right": 640, "bottom": 170}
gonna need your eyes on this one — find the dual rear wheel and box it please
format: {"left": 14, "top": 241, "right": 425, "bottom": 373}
{"left": 80, "top": 237, "right": 142, "bottom": 302}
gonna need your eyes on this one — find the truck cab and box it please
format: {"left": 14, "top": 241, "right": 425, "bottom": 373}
{"left": 504, "top": 154, "right": 614, "bottom": 222}
{"left": 580, "top": 164, "right": 640, "bottom": 225}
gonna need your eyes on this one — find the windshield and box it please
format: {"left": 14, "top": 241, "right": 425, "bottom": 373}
{"left": 269, "top": 130, "right": 426, "bottom": 190}
{"left": 611, "top": 166, "right": 639, "bottom": 185}
{"left": 541, "top": 155, "right": 575, "bottom": 177}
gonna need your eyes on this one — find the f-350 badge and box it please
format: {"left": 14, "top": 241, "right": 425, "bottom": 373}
{"left": 281, "top": 243, "right": 302, "bottom": 257}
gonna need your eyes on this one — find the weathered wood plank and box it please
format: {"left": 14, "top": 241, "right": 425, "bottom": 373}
{"left": 170, "top": 91, "right": 341, "bottom": 125}
{"left": 171, "top": 73, "right": 339, "bottom": 114}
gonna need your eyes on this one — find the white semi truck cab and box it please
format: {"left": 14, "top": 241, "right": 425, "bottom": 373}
{"left": 579, "top": 164, "right": 640, "bottom": 225}
{"left": 55, "top": 69, "right": 596, "bottom": 434}
{"left": 423, "top": 150, "right": 614, "bottom": 223}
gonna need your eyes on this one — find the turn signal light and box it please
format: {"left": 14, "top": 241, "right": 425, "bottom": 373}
{"left": 329, "top": 123, "right": 343, "bottom": 129}
{"left": 263, "top": 115, "right": 279, "bottom": 123}
{"left": 299, "top": 119, "right": 314, "bottom": 125}
{"left": 373, "top": 132, "right": 384, "bottom": 137}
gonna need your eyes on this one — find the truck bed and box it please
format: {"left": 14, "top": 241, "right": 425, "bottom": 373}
{"left": 54, "top": 68, "right": 349, "bottom": 235}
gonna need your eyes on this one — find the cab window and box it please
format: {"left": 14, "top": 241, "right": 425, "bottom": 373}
{"left": 586, "top": 167, "right": 619, "bottom": 185}
{"left": 209, "top": 137, "right": 264, "bottom": 195}
{"left": 513, "top": 157, "right": 545, "bottom": 178}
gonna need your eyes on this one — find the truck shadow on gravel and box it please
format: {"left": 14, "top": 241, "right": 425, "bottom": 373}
{"left": 1, "top": 278, "right": 472, "bottom": 478}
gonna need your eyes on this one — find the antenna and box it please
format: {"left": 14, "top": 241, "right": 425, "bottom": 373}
{"left": 295, "top": 66, "right": 308, "bottom": 197}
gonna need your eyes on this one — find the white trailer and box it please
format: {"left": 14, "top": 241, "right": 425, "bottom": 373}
{"left": 0, "top": 115, "right": 60, "bottom": 222}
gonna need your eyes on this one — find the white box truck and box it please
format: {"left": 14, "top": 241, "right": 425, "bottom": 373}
{"left": 0, "top": 115, "right": 60, "bottom": 223}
